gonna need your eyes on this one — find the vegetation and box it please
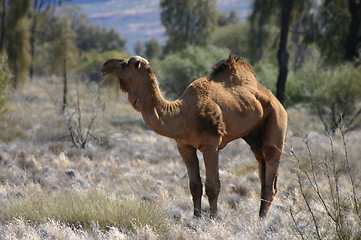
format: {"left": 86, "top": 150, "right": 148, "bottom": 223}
{"left": 0, "top": 0, "right": 360, "bottom": 238}
{"left": 0, "top": 189, "right": 170, "bottom": 234}
{"left": 291, "top": 62, "right": 361, "bottom": 133}
{"left": 154, "top": 45, "right": 229, "bottom": 98}
{"left": 160, "top": 0, "right": 218, "bottom": 53}
{"left": 0, "top": 53, "right": 10, "bottom": 117}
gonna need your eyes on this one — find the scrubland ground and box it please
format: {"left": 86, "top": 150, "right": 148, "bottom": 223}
{"left": 0, "top": 78, "right": 360, "bottom": 239}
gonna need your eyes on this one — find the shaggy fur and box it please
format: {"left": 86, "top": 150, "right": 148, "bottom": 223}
{"left": 102, "top": 55, "right": 288, "bottom": 218}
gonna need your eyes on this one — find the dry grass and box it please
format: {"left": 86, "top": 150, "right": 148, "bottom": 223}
{"left": 0, "top": 77, "right": 360, "bottom": 239}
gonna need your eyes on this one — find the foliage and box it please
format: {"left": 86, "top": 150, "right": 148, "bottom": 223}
{"left": 0, "top": 0, "right": 31, "bottom": 88}
{"left": 48, "top": 17, "right": 78, "bottom": 111}
{"left": 78, "top": 50, "right": 129, "bottom": 74}
{"left": 304, "top": 0, "right": 360, "bottom": 63}
{"left": 253, "top": 61, "right": 278, "bottom": 93}
{"left": 154, "top": 45, "right": 229, "bottom": 98}
{"left": 134, "top": 39, "right": 163, "bottom": 60}
{"left": 29, "top": 0, "right": 66, "bottom": 78}
{"left": 0, "top": 0, "right": 31, "bottom": 51}
{"left": 211, "top": 22, "right": 249, "bottom": 58}
{"left": 144, "top": 38, "right": 163, "bottom": 60}
{"left": 6, "top": 18, "right": 31, "bottom": 88}
{"left": 0, "top": 53, "right": 10, "bottom": 117}
{"left": 160, "top": 0, "right": 217, "bottom": 53}
{"left": 292, "top": 61, "right": 361, "bottom": 133}
{"left": 0, "top": 189, "right": 170, "bottom": 235}
{"left": 47, "top": 6, "right": 126, "bottom": 53}
{"left": 217, "top": 9, "right": 239, "bottom": 26}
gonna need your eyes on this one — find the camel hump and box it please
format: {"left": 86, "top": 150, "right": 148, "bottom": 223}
{"left": 210, "top": 55, "right": 257, "bottom": 84}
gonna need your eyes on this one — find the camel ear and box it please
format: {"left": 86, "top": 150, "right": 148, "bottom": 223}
{"left": 128, "top": 57, "right": 142, "bottom": 69}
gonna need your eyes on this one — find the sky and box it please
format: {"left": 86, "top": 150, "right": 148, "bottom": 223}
{"left": 62, "top": 0, "right": 253, "bottom": 53}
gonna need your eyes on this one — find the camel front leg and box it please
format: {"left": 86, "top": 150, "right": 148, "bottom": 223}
{"left": 202, "top": 147, "right": 220, "bottom": 218}
{"left": 177, "top": 143, "right": 202, "bottom": 218}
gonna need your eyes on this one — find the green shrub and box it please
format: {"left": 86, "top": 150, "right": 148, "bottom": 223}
{"left": 153, "top": 45, "right": 230, "bottom": 98}
{"left": 211, "top": 22, "right": 249, "bottom": 57}
{"left": 253, "top": 61, "right": 278, "bottom": 94}
{"left": 78, "top": 50, "right": 129, "bottom": 75}
{"left": 292, "top": 62, "right": 361, "bottom": 132}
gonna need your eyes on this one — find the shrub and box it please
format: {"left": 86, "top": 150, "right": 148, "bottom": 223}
{"left": 153, "top": 45, "right": 230, "bottom": 98}
{"left": 211, "top": 22, "right": 249, "bottom": 57}
{"left": 289, "top": 129, "right": 361, "bottom": 239}
{"left": 253, "top": 61, "right": 278, "bottom": 94}
{"left": 293, "top": 62, "right": 361, "bottom": 133}
{"left": 78, "top": 50, "right": 129, "bottom": 76}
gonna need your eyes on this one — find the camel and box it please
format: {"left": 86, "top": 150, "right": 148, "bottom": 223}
{"left": 101, "top": 55, "right": 287, "bottom": 218}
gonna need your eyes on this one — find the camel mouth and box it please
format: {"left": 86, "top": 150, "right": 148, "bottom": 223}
{"left": 102, "top": 71, "right": 110, "bottom": 76}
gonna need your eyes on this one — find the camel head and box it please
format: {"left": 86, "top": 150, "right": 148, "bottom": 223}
{"left": 101, "top": 56, "right": 151, "bottom": 93}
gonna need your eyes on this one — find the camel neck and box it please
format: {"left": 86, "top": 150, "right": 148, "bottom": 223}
{"left": 137, "top": 74, "right": 186, "bottom": 139}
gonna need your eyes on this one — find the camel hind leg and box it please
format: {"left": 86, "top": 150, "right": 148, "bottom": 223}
{"left": 244, "top": 108, "right": 287, "bottom": 218}
{"left": 259, "top": 109, "right": 287, "bottom": 217}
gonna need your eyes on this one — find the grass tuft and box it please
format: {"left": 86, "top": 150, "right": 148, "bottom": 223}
{"left": 0, "top": 189, "right": 170, "bottom": 235}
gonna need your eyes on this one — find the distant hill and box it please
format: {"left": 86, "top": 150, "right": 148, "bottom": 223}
{"left": 63, "top": 0, "right": 252, "bottom": 54}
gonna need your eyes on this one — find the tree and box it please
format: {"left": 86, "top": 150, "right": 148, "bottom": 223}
{"left": 49, "top": 17, "right": 78, "bottom": 112}
{"left": 247, "top": 0, "right": 277, "bottom": 64}
{"left": 211, "top": 22, "right": 249, "bottom": 57}
{"left": 0, "top": 0, "right": 31, "bottom": 88}
{"left": 160, "top": 0, "right": 217, "bottom": 52}
{"left": 0, "top": 0, "right": 31, "bottom": 52}
{"left": 276, "top": 0, "right": 294, "bottom": 104}
{"left": 61, "top": 6, "right": 126, "bottom": 53}
{"left": 7, "top": 18, "right": 31, "bottom": 88}
{"left": 0, "top": 53, "right": 10, "bottom": 117}
{"left": 144, "top": 39, "right": 163, "bottom": 60}
{"left": 217, "top": 9, "right": 239, "bottom": 26}
{"left": 29, "top": 0, "right": 65, "bottom": 78}
{"left": 303, "top": 0, "right": 361, "bottom": 64}
{"left": 343, "top": 0, "right": 361, "bottom": 61}
{"left": 134, "top": 41, "right": 145, "bottom": 56}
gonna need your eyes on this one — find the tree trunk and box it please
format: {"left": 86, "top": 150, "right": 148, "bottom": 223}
{"left": 62, "top": 57, "right": 67, "bottom": 112}
{"left": 344, "top": 0, "right": 361, "bottom": 61}
{"left": 276, "top": 0, "right": 294, "bottom": 104}
{"left": 29, "top": 14, "right": 37, "bottom": 79}
{"left": 0, "top": 0, "right": 7, "bottom": 52}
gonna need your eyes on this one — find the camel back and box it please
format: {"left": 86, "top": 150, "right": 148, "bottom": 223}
{"left": 210, "top": 55, "right": 257, "bottom": 84}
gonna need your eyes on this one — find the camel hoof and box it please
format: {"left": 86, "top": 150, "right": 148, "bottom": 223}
{"left": 193, "top": 209, "right": 201, "bottom": 218}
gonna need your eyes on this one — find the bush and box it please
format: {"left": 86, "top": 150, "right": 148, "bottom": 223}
{"left": 292, "top": 62, "right": 361, "bottom": 133}
{"left": 153, "top": 45, "right": 230, "bottom": 98}
{"left": 253, "top": 61, "right": 278, "bottom": 94}
{"left": 211, "top": 22, "right": 249, "bottom": 57}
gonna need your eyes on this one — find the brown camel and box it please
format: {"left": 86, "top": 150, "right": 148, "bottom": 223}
{"left": 101, "top": 55, "right": 287, "bottom": 218}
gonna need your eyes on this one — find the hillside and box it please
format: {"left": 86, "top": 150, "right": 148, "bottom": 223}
{"left": 62, "top": 0, "right": 253, "bottom": 53}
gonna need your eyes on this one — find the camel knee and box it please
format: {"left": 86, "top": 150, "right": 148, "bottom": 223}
{"left": 262, "top": 145, "right": 281, "bottom": 161}
{"left": 189, "top": 180, "right": 202, "bottom": 198}
{"left": 205, "top": 180, "right": 220, "bottom": 201}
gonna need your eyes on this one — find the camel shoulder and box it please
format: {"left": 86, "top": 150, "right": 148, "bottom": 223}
{"left": 180, "top": 78, "right": 226, "bottom": 137}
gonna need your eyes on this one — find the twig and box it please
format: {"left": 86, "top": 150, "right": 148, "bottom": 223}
{"left": 339, "top": 125, "right": 361, "bottom": 222}
{"left": 289, "top": 207, "right": 305, "bottom": 240}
